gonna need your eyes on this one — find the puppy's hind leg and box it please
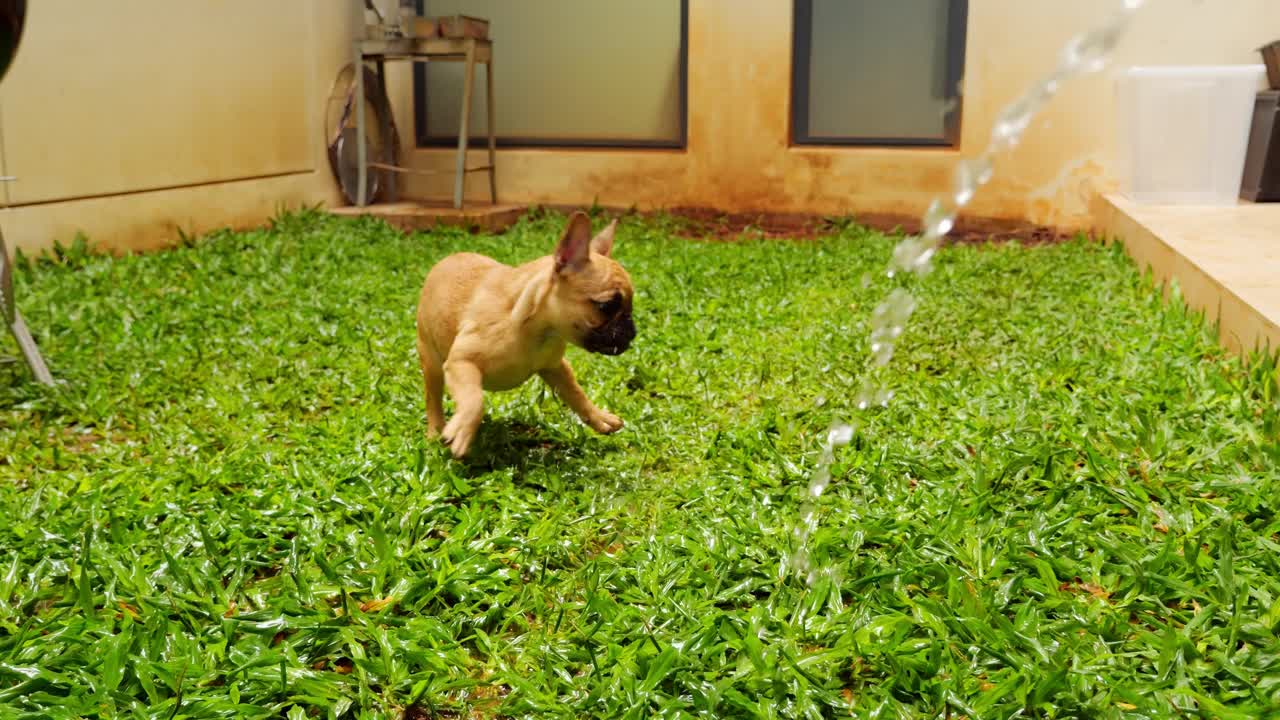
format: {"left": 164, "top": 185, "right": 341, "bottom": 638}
{"left": 417, "top": 334, "right": 446, "bottom": 438}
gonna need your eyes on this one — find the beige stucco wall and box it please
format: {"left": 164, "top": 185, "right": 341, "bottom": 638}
{"left": 1, "top": 0, "right": 1275, "bottom": 257}
{"left": 395, "top": 0, "right": 1279, "bottom": 230}
{"left": 0, "top": 1, "right": 358, "bottom": 256}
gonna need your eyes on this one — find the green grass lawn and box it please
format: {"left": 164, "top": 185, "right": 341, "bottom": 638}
{"left": 1, "top": 209, "right": 1278, "bottom": 719}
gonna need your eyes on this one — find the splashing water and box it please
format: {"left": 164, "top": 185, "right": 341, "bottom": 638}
{"left": 789, "top": 0, "right": 1147, "bottom": 582}
{"left": 788, "top": 424, "right": 854, "bottom": 586}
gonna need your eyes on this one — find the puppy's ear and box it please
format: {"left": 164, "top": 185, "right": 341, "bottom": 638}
{"left": 591, "top": 219, "right": 618, "bottom": 257}
{"left": 554, "top": 212, "right": 593, "bottom": 273}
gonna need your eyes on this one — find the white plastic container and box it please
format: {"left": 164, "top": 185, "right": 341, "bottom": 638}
{"left": 1116, "top": 65, "right": 1266, "bottom": 205}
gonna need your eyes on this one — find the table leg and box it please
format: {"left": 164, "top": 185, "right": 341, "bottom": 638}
{"left": 375, "top": 57, "right": 395, "bottom": 202}
{"left": 486, "top": 50, "right": 497, "bottom": 205}
{"left": 10, "top": 309, "right": 53, "bottom": 385}
{"left": 0, "top": 229, "right": 53, "bottom": 385}
{"left": 454, "top": 39, "right": 476, "bottom": 210}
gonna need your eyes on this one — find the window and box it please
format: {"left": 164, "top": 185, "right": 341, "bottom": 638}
{"left": 792, "top": 0, "right": 968, "bottom": 147}
{"left": 414, "top": 0, "right": 687, "bottom": 148}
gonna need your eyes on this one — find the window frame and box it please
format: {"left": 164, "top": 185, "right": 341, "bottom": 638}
{"left": 412, "top": 0, "right": 689, "bottom": 150}
{"left": 790, "top": 0, "right": 969, "bottom": 148}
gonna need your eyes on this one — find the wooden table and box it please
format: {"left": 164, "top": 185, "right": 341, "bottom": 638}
{"left": 353, "top": 36, "right": 497, "bottom": 209}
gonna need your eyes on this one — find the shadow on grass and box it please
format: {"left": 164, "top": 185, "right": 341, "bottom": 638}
{"left": 443, "top": 416, "right": 597, "bottom": 479}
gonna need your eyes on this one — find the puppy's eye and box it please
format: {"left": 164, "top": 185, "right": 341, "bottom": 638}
{"left": 595, "top": 292, "right": 623, "bottom": 316}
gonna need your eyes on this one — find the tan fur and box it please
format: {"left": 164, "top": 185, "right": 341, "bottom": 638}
{"left": 415, "top": 212, "right": 635, "bottom": 458}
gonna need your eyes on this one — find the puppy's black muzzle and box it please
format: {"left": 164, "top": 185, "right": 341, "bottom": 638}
{"left": 584, "top": 312, "right": 636, "bottom": 356}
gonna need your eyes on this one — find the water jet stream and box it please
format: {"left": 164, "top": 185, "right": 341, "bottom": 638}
{"left": 790, "top": 0, "right": 1149, "bottom": 585}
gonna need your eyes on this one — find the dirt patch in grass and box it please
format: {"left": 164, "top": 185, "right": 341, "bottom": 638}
{"left": 542, "top": 204, "right": 1074, "bottom": 244}
{"left": 655, "top": 207, "right": 1074, "bottom": 244}
{"left": 536, "top": 203, "right": 1074, "bottom": 243}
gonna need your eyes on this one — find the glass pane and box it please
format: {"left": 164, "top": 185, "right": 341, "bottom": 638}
{"left": 805, "top": 0, "right": 958, "bottom": 141}
{"left": 421, "top": 0, "right": 682, "bottom": 144}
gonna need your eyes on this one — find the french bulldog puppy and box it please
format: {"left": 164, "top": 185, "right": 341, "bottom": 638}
{"left": 415, "top": 211, "right": 636, "bottom": 458}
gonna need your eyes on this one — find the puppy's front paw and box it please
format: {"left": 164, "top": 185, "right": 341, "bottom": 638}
{"left": 587, "top": 411, "right": 624, "bottom": 434}
{"left": 441, "top": 418, "right": 475, "bottom": 458}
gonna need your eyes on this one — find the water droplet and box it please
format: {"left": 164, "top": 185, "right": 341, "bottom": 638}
{"left": 923, "top": 198, "right": 958, "bottom": 238}
{"left": 990, "top": 83, "right": 1054, "bottom": 152}
{"left": 799, "top": 504, "right": 818, "bottom": 527}
{"left": 828, "top": 424, "right": 854, "bottom": 447}
{"left": 860, "top": 272, "right": 872, "bottom": 289}
{"left": 939, "top": 95, "right": 959, "bottom": 119}
{"left": 891, "top": 236, "right": 939, "bottom": 274}
{"left": 875, "top": 289, "right": 917, "bottom": 327}
{"left": 954, "top": 156, "right": 994, "bottom": 205}
{"left": 790, "top": 547, "right": 809, "bottom": 571}
{"left": 855, "top": 386, "right": 873, "bottom": 410}
{"left": 1060, "top": 15, "right": 1129, "bottom": 74}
